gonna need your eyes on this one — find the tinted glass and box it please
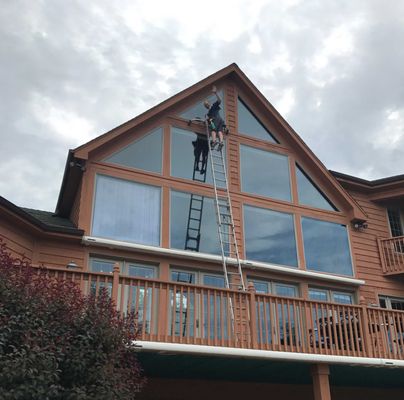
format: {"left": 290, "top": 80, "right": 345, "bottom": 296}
{"left": 171, "top": 270, "right": 196, "bottom": 284}
{"left": 244, "top": 205, "right": 298, "bottom": 267}
{"left": 104, "top": 128, "right": 162, "bottom": 173}
{"left": 275, "top": 284, "right": 297, "bottom": 297}
{"left": 179, "top": 90, "right": 225, "bottom": 120}
{"left": 309, "top": 289, "right": 328, "bottom": 302}
{"left": 333, "top": 292, "right": 353, "bottom": 304}
{"left": 203, "top": 275, "right": 225, "bottom": 288}
{"left": 171, "top": 127, "right": 225, "bottom": 187}
{"left": 238, "top": 98, "right": 277, "bottom": 143}
{"left": 127, "top": 265, "right": 155, "bottom": 278}
{"left": 251, "top": 280, "right": 270, "bottom": 294}
{"left": 91, "top": 259, "right": 116, "bottom": 274}
{"left": 302, "top": 217, "right": 353, "bottom": 276}
{"left": 240, "top": 145, "right": 291, "bottom": 201}
{"left": 296, "top": 165, "right": 336, "bottom": 211}
{"left": 92, "top": 175, "right": 161, "bottom": 246}
{"left": 170, "top": 191, "right": 222, "bottom": 255}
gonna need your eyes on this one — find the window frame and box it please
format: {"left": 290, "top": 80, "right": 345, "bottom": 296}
{"left": 248, "top": 277, "right": 300, "bottom": 297}
{"left": 308, "top": 286, "right": 356, "bottom": 304}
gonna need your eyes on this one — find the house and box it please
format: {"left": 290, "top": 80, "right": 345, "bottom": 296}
{"left": 2, "top": 64, "right": 404, "bottom": 399}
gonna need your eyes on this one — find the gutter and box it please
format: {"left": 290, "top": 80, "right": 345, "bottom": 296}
{"left": 82, "top": 236, "right": 365, "bottom": 286}
{"left": 135, "top": 341, "right": 404, "bottom": 369}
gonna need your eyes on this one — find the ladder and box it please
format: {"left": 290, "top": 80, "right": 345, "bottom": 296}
{"left": 205, "top": 122, "right": 246, "bottom": 292}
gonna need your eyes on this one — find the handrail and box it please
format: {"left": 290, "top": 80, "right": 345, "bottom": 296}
{"left": 33, "top": 264, "right": 404, "bottom": 360}
{"left": 379, "top": 236, "right": 404, "bottom": 274}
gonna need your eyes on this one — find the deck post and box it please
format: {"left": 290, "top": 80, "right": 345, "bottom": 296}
{"left": 247, "top": 282, "right": 258, "bottom": 349}
{"left": 311, "top": 364, "right": 331, "bottom": 400}
{"left": 111, "top": 262, "right": 120, "bottom": 308}
{"left": 359, "top": 296, "right": 373, "bottom": 357}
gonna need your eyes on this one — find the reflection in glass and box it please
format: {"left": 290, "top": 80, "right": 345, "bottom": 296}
{"left": 92, "top": 175, "right": 161, "bottom": 246}
{"left": 179, "top": 91, "right": 225, "bottom": 120}
{"left": 302, "top": 217, "right": 353, "bottom": 276}
{"left": 240, "top": 145, "right": 291, "bottom": 201}
{"left": 127, "top": 265, "right": 155, "bottom": 278}
{"left": 333, "top": 293, "right": 353, "bottom": 304}
{"left": 296, "top": 165, "right": 336, "bottom": 211}
{"left": 104, "top": 128, "right": 162, "bottom": 173}
{"left": 170, "top": 190, "right": 222, "bottom": 255}
{"left": 237, "top": 98, "right": 277, "bottom": 143}
{"left": 90, "top": 259, "right": 116, "bottom": 274}
{"left": 244, "top": 205, "right": 298, "bottom": 267}
{"left": 171, "top": 127, "right": 225, "bottom": 187}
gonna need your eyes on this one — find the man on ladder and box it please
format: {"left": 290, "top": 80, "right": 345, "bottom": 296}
{"left": 204, "top": 85, "right": 227, "bottom": 151}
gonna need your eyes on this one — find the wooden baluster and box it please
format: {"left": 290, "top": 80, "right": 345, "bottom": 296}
{"left": 359, "top": 298, "right": 372, "bottom": 357}
{"left": 111, "top": 263, "right": 120, "bottom": 308}
{"left": 248, "top": 282, "right": 258, "bottom": 350}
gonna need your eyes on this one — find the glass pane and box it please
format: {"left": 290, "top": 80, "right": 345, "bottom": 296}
{"left": 171, "top": 127, "right": 225, "bottom": 187}
{"left": 92, "top": 175, "right": 161, "bottom": 246}
{"left": 90, "top": 259, "right": 116, "bottom": 274}
{"left": 179, "top": 90, "right": 225, "bottom": 120}
{"left": 333, "top": 292, "right": 353, "bottom": 304}
{"left": 296, "top": 165, "right": 336, "bottom": 211}
{"left": 240, "top": 145, "right": 291, "bottom": 202}
{"left": 104, "top": 128, "right": 162, "bottom": 173}
{"left": 251, "top": 280, "right": 270, "bottom": 294}
{"left": 170, "top": 190, "right": 222, "bottom": 255}
{"left": 244, "top": 205, "right": 298, "bottom": 267}
{"left": 127, "top": 265, "right": 155, "bottom": 278}
{"left": 203, "top": 275, "right": 225, "bottom": 288}
{"left": 309, "top": 289, "right": 328, "bottom": 302}
{"left": 171, "top": 270, "right": 196, "bottom": 284}
{"left": 237, "top": 98, "right": 277, "bottom": 143}
{"left": 302, "top": 217, "right": 353, "bottom": 276}
{"left": 275, "top": 284, "right": 297, "bottom": 297}
{"left": 387, "top": 208, "right": 403, "bottom": 237}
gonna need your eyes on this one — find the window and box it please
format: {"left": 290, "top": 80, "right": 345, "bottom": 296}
{"left": 296, "top": 165, "right": 337, "bottom": 211}
{"left": 170, "top": 127, "right": 225, "bottom": 187}
{"left": 237, "top": 98, "right": 277, "bottom": 143}
{"left": 92, "top": 175, "right": 161, "bottom": 246}
{"left": 170, "top": 190, "right": 223, "bottom": 255}
{"left": 240, "top": 145, "right": 291, "bottom": 201}
{"left": 104, "top": 127, "right": 163, "bottom": 174}
{"left": 387, "top": 208, "right": 404, "bottom": 237}
{"left": 249, "top": 278, "right": 299, "bottom": 297}
{"left": 309, "top": 288, "right": 354, "bottom": 304}
{"left": 90, "top": 259, "right": 117, "bottom": 274}
{"left": 244, "top": 205, "right": 298, "bottom": 267}
{"left": 302, "top": 217, "right": 353, "bottom": 276}
{"left": 380, "top": 295, "right": 404, "bottom": 311}
{"left": 179, "top": 90, "right": 225, "bottom": 121}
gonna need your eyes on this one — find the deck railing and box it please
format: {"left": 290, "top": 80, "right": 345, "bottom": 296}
{"left": 42, "top": 266, "right": 404, "bottom": 360}
{"left": 379, "top": 236, "right": 404, "bottom": 274}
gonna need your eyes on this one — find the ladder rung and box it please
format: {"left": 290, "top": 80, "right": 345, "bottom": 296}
{"left": 190, "top": 208, "right": 202, "bottom": 212}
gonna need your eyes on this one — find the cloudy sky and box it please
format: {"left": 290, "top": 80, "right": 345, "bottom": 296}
{"left": 1, "top": 0, "right": 403, "bottom": 212}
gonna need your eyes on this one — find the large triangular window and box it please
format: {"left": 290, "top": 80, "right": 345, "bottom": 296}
{"left": 296, "top": 165, "right": 337, "bottom": 211}
{"left": 238, "top": 98, "right": 278, "bottom": 143}
{"left": 104, "top": 127, "right": 163, "bottom": 174}
{"left": 179, "top": 90, "right": 225, "bottom": 121}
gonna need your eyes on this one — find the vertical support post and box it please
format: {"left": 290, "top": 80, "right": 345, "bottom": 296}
{"left": 311, "top": 364, "right": 331, "bottom": 400}
{"left": 111, "top": 262, "right": 120, "bottom": 309}
{"left": 248, "top": 282, "right": 258, "bottom": 349}
{"left": 377, "top": 238, "right": 387, "bottom": 273}
{"left": 359, "top": 296, "right": 373, "bottom": 357}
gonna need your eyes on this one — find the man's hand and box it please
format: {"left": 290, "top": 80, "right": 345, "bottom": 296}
{"left": 212, "top": 85, "right": 217, "bottom": 93}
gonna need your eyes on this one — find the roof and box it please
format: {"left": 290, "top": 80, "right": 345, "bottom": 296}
{"left": 331, "top": 170, "right": 404, "bottom": 187}
{"left": 0, "top": 196, "right": 83, "bottom": 236}
{"left": 56, "top": 63, "right": 368, "bottom": 221}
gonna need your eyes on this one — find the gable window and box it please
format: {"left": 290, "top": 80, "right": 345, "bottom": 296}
{"left": 103, "top": 127, "right": 163, "bottom": 174}
{"left": 243, "top": 205, "right": 298, "bottom": 268}
{"left": 240, "top": 145, "right": 291, "bottom": 202}
{"left": 296, "top": 164, "right": 337, "bottom": 211}
{"left": 179, "top": 90, "right": 225, "bottom": 121}
{"left": 170, "top": 190, "right": 223, "bottom": 255}
{"left": 237, "top": 98, "right": 277, "bottom": 143}
{"left": 92, "top": 175, "right": 161, "bottom": 246}
{"left": 302, "top": 217, "right": 353, "bottom": 276}
{"left": 170, "top": 127, "right": 225, "bottom": 187}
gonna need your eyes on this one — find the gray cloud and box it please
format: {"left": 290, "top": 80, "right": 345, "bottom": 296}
{"left": 1, "top": 0, "right": 404, "bottom": 211}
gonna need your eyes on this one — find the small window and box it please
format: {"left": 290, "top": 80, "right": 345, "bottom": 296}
{"left": 302, "top": 217, "right": 353, "bottom": 276}
{"left": 379, "top": 295, "right": 404, "bottom": 310}
{"left": 92, "top": 175, "right": 161, "bottom": 246}
{"left": 240, "top": 145, "right": 291, "bottom": 202}
{"left": 90, "top": 259, "right": 117, "bottom": 274}
{"left": 237, "top": 98, "right": 277, "bottom": 143}
{"left": 296, "top": 165, "right": 337, "bottom": 211}
{"left": 126, "top": 264, "right": 156, "bottom": 278}
{"left": 104, "top": 128, "right": 163, "bottom": 174}
{"left": 309, "top": 287, "right": 354, "bottom": 304}
{"left": 244, "top": 205, "right": 298, "bottom": 268}
{"left": 171, "top": 270, "right": 196, "bottom": 284}
{"left": 387, "top": 208, "right": 404, "bottom": 237}
{"left": 249, "top": 278, "right": 298, "bottom": 297}
{"left": 203, "top": 274, "right": 225, "bottom": 288}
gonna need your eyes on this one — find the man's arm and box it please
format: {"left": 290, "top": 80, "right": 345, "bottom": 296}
{"left": 212, "top": 85, "right": 221, "bottom": 104}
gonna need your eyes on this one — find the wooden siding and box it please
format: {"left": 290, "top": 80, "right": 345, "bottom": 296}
{"left": 348, "top": 190, "right": 404, "bottom": 303}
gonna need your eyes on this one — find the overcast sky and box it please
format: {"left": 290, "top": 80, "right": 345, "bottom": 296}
{"left": 1, "top": 0, "right": 404, "bottom": 212}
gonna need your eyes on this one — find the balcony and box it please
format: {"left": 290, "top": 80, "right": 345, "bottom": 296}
{"left": 42, "top": 266, "right": 404, "bottom": 363}
{"left": 379, "top": 236, "right": 404, "bottom": 275}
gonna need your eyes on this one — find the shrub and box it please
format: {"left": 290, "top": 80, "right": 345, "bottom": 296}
{"left": 0, "top": 241, "right": 145, "bottom": 399}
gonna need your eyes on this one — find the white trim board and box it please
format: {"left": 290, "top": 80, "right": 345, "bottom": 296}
{"left": 82, "top": 236, "right": 365, "bottom": 286}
